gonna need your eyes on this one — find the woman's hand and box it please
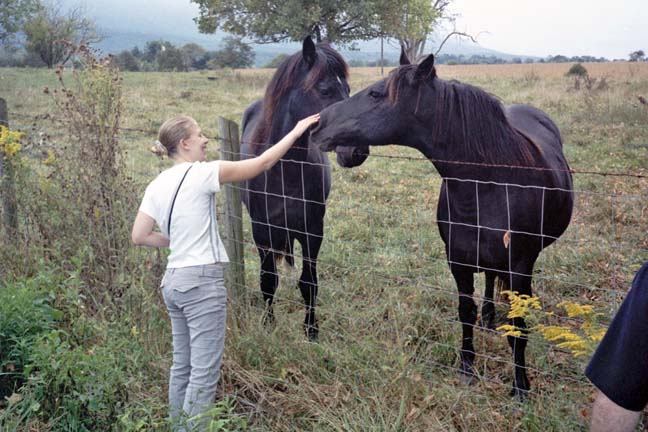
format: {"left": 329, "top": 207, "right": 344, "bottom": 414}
{"left": 219, "top": 113, "right": 320, "bottom": 184}
{"left": 291, "top": 113, "right": 320, "bottom": 138}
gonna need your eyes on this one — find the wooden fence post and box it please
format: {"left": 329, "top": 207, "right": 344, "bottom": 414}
{"left": 217, "top": 117, "right": 246, "bottom": 301}
{"left": 0, "top": 98, "right": 18, "bottom": 240}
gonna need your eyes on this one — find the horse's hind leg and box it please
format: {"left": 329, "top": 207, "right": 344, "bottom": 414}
{"left": 451, "top": 264, "right": 478, "bottom": 378}
{"left": 259, "top": 248, "right": 278, "bottom": 328}
{"left": 297, "top": 231, "right": 322, "bottom": 342}
{"left": 479, "top": 271, "right": 497, "bottom": 330}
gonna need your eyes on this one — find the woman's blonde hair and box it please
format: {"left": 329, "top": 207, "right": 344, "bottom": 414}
{"left": 152, "top": 116, "right": 196, "bottom": 157}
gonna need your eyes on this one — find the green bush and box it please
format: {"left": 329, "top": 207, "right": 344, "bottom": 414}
{"left": 16, "top": 330, "right": 130, "bottom": 431}
{"left": 0, "top": 273, "right": 61, "bottom": 403}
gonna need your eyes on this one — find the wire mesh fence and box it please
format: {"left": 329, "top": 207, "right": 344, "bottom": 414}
{"left": 5, "top": 106, "right": 648, "bottom": 428}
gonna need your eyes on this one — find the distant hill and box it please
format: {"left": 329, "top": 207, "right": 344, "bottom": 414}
{"left": 75, "top": 0, "right": 537, "bottom": 66}
{"left": 95, "top": 29, "right": 537, "bottom": 67}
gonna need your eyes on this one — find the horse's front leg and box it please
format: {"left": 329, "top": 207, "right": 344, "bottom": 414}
{"left": 258, "top": 247, "right": 278, "bottom": 328}
{"left": 451, "top": 265, "right": 477, "bottom": 378}
{"left": 298, "top": 232, "right": 321, "bottom": 341}
{"left": 479, "top": 271, "right": 497, "bottom": 330}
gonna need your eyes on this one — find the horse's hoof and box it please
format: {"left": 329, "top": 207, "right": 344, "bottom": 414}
{"left": 459, "top": 371, "right": 476, "bottom": 386}
{"left": 262, "top": 311, "right": 276, "bottom": 331}
{"left": 459, "top": 361, "right": 477, "bottom": 384}
{"left": 304, "top": 324, "right": 319, "bottom": 342}
{"left": 510, "top": 385, "right": 530, "bottom": 400}
{"left": 479, "top": 318, "right": 495, "bottom": 330}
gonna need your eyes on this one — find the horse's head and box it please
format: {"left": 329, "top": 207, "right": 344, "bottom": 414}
{"left": 310, "top": 50, "right": 438, "bottom": 155}
{"left": 253, "top": 36, "right": 351, "bottom": 147}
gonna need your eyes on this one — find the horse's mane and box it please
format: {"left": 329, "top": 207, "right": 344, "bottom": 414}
{"left": 387, "top": 66, "right": 536, "bottom": 165}
{"left": 252, "top": 44, "right": 349, "bottom": 146}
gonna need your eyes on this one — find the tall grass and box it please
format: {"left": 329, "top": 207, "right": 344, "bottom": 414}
{"left": 1, "top": 60, "right": 648, "bottom": 430}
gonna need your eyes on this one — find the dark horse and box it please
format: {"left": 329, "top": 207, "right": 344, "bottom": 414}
{"left": 310, "top": 52, "right": 574, "bottom": 395}
{"left": 241, "top": 37, "right": 363, "bottom": 341}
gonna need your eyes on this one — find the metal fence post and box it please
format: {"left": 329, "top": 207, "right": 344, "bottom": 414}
{"left": 217, "top": 117, "right": 246, "bottom": 301}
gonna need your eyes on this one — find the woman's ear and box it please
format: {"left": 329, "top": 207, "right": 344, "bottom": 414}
{"left": 178, "top": 138, "right": 188, "bottom": 151}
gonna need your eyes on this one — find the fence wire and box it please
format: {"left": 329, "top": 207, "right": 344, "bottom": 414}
{"left": 6, "top": 109, "right": 648, "bottom": 428}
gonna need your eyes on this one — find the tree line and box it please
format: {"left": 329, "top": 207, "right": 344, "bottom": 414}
{"left": 113, "top": 37, "right": 255, "bottom": 72}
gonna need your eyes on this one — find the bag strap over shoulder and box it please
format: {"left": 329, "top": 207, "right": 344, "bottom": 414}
{"left": 166, "top": 164, "right": 193, "bottom": 238}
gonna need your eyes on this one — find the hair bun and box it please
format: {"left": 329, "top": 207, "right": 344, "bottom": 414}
{"left": 150, "top": 140, "right": 168, "bottom": 157}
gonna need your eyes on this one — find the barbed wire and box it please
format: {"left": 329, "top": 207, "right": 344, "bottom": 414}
{"left": 9, "top": 110, "right": 648, "bottom": 180}
{"left": 220, "top": 234, "right": 636, "bottom": 308}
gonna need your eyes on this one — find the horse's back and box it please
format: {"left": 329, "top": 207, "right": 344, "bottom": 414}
{"left": 505, "top": 104, "right": 562, "bottom": 150}
{"left": 505, "top": 104, "right": 572, "bottom": 186}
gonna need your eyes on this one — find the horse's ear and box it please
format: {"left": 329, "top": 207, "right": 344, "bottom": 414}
{"left": 399, "top": 47, "right": 411, "bottom": 65}
{"left": 303, "top": 36, "right": 317, "bottom": 67}
{"left": 414, "top": 54, "right": 436, "bottom": 82}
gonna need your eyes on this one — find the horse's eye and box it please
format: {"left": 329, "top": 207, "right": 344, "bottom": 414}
{"left": 369, "top": 90, "right": 384, "bottom": 99}
{"left": 319, "top": 88, "right": 331, "bottom": 97}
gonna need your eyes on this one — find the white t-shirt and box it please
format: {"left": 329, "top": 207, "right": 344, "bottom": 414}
{"left": 138, "top": 161, "right": 229, "bottom": 268}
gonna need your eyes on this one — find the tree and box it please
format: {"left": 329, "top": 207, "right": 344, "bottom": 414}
{"left": 208, "top": 36, "right": 255, "bottom": 69}
{"left": 191, "top": 0, "right": 383, "bottom": 45}
{"left": 629, "top": 50, "right": 645, "bottom": 62}
{"left": 142, "top": 40, "right": 173, "bottom": 63}
{"left": 0, "top": 0, "right": 41, "bottom": 45}
{"left": 115, "top": 50, "right": 140, "bottom": 71}
{"left": 377, "top": 0, "right": 474, "bottom": 62}
{"left": 130, "top": 46, "right": 143, "bottom": 59}
{"left": 180, "top": 43, "right": 207, "bottom": 70}
{"left": 22, "top": 1, "right": 100, "bottom": 68}
{"left": 156, "top": 45, "right": 186, "bottom": 71}
{"left": 262, "top": 53, "right": 289, "bottom": 68}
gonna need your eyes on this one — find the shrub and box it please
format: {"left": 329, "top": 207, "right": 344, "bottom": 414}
{"left": 0, "top": 271, "right": 147, "bottom": 431}
{"left": 0, "top": 44, "right": 143, "bottom": 309}
{"left": 0, "top": 273, "right": 61, "bottom": 404}
{"left": 566, "top": 62, "right": 588, "bottom": 78}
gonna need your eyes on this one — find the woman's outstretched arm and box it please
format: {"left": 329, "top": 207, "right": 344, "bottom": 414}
{"left": 218, "top": 113, "right": 320, "bottom": 184}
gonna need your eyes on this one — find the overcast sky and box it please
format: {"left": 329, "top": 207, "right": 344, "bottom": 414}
{"left": 449, "top": 0, "right": 647, "bottom": 59}
{"left": 83, "top": 0, "right": 647, "bottom": 59}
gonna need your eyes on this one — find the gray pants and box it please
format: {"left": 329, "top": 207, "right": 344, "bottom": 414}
{"left": 160, "top": 263, "right": 227, "bottom": 430}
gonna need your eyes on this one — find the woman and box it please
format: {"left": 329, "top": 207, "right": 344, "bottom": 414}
{"left": 131, "top": 113, "right": 320, "bottom": 429}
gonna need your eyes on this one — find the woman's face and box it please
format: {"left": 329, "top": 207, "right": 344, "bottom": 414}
{"left": 182, "top": 121, "right": 209, "bottom": 162}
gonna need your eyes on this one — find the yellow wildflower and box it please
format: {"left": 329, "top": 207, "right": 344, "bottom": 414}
{"left": 496, "top": 324, "right": 522, "bottom": 337}
{"left": 0, "top": 125, "right": 24, "bottom": 159}
{"left": 43, "top": 149, "right": 56, "bottom": 165}
{"left": 558, "top": 301, "right": 595, "bottom": 318}
{"left": 502, "top": 290, "right": 542, "bottom": 319}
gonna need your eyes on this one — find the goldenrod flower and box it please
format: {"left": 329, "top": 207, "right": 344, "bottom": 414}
{"left": 0, "top": 125, "right": 24, "bottom": 159}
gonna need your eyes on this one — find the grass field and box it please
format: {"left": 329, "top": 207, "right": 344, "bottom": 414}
{"left": 2, "top": 60, "right": 648, "bottom": 430}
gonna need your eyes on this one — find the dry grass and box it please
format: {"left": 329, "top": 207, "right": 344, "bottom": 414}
{"left": 2, "top": 61, "right": 648, "bottom": 430}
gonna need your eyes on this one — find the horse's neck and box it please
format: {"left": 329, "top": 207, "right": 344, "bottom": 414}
{"left": 268, "top": 113, "right": 312, "bottom": 160}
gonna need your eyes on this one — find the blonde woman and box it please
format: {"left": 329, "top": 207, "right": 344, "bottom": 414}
{"left": 132, "top": 113, "right": 319, "bottom": 429}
